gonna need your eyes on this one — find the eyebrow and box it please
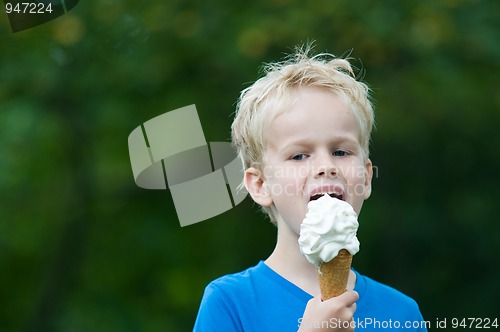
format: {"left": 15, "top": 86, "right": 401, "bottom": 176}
{"left": 278, "top": 135, "right": 360, "bottom": 152}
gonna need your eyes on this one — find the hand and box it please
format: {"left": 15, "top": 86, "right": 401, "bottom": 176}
{"left": 298, "top": 290, "right": 358, "bottom": 332}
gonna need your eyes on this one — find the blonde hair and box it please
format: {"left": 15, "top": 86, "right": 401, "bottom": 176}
{"left": 231, "top": 46, "right": 375, "bottom": 222}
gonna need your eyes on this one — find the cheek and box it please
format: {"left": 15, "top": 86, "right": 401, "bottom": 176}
{"left": 345, "top": 171, "right": 369, "bottom": 196}
{"left": 267, "top": 166, "right": 307, "bottom": 193}
{"left": 351, "top": 180, "right": 368, "bottom": 198}
{"left": 268, "top": 179, "right": 300, "bottom": 199}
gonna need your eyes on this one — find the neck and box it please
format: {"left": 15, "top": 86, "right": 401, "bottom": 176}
{"left": 265, "top": 220, "right": 320, "bottom": 296}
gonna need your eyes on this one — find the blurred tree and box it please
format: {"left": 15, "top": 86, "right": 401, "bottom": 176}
{"left": 0, "top": 0, "right": 499, "bottom": 330}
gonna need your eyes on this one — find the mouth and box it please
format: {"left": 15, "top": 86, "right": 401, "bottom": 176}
{"left": 309, "top": 192, "right": 343, "bottom": 202}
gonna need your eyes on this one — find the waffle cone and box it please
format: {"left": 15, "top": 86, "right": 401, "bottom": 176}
{"left": 317, "top": 249, "right": 352, "bottom": 301}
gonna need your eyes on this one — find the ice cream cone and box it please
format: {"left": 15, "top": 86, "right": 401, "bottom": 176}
{"left": 317, "top": 249, "right": 352, "bottom": 301}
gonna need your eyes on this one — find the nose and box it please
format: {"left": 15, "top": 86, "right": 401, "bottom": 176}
{"left": 314, "top": 153, "right": 338, "bottom": 179}
{"left": 314, "top": 165, "right": 337, "bottom": 179}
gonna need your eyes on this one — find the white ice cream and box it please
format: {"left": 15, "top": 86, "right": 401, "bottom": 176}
{"left": 298, "top": 194, "right": 360, "bottom": 267}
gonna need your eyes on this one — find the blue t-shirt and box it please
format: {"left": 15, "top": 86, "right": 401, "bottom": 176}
{"left": 194, "top": 261, "right": 428, "bottom": 331}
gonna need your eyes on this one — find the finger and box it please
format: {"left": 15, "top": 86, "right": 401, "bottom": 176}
{"left": 347, "top": 302, "right": 357, "bottom": 316}
{"left": 337, "top": 290, "right": 359, "bottom": 305}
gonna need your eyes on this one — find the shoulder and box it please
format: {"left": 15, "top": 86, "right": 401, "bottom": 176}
{"left": 198, "top": 261, "right": 269, "bottom": 314}
{"left": 363, "top": 273, "right": 417, "bottom": 301}
{"left": 355, "top": 271, "right": 424, "bottom": 321}
{"left": 194, "top": 262, "right": 274, "bottom": 332}
{"left": 205, "top": 262, "right": 262, "bottom": 298}
{"left": 194, "top": 264, "right": 261, "bottom": 331}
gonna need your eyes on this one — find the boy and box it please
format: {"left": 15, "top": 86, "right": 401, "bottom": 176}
{"left": 194, "top": 47, "right": 427, "bottom": 331}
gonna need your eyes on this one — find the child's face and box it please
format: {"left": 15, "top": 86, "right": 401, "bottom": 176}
{"left": 246, "top": 86, "right": 372, "bottom": 236}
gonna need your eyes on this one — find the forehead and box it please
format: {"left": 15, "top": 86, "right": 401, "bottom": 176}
{"left": 265, "top": 86, "right": 360, "bottom": 139}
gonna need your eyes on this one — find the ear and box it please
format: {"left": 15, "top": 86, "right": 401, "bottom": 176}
{"left": 363, "top": 159, "right": 373, "bottom": 200}
{"left": 244, "top": 167, "right": 273, "bottom": 207}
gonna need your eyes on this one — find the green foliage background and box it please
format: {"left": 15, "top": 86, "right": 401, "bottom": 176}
{"left": 1, "top": 0, "right": 499, "bottom": 331}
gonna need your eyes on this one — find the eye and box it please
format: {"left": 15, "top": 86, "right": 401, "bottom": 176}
{"left": 291, "top": 153, "right": 307, "bottom": 161}
{"left": 332, "top": 150, "right": 348, "bottom": 157}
